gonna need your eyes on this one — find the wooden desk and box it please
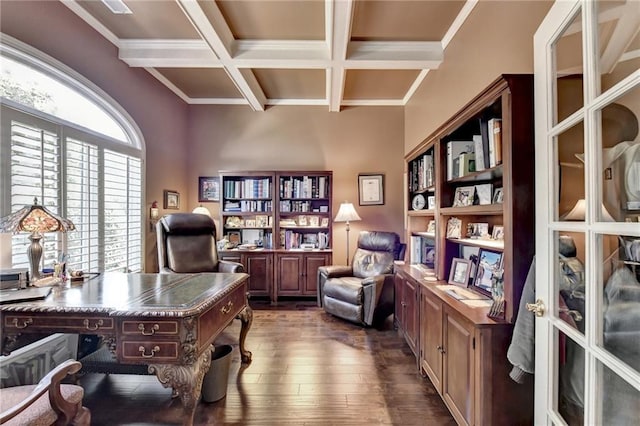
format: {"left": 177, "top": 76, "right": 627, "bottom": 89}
{"left": 0, "top": 272, "right": 253, "bottom": 426}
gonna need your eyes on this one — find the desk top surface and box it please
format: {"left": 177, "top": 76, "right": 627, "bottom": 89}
{"left": 0, "top": 272, "right": 249, "bottom": 317}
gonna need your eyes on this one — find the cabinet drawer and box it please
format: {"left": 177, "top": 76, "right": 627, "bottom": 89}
{"left": 4, "top": 314, "right": 114, "bottom": 333}
{"left": 121, "top": 320, "right": 179, "bottom": 336}
{"left": 121, "top": 341, "right": 179, "bottom": 362}
{"left": 199, "top": 282, "right": 246, "bottom": 342}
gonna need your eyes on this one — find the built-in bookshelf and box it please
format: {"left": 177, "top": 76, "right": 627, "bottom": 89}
{"left": 219, "top": 171, "right": 333, "bottom": 302}
{"left": 397, "top": 75, "right": 535, "bottom": 426}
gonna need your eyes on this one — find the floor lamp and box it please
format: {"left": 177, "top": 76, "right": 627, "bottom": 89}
{"left": 0, "top": 197, "right": 75, "bottom": 282}
{"left": 334, "top": 201, "right": 361, "bottom": 266}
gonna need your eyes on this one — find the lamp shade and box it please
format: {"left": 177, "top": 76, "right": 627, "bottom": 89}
{"left": 0, "top": 198, "right": 75, "bottom": 234}
{"left": 334, "top": 202, "right": 361, "bottom": 223}
{"left": 192, "top": 205, "right": 211, "bottom": 216}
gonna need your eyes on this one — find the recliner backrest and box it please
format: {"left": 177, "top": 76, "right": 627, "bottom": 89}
{"left": 157, "top": 213, "right": 219, "bottom": 273}
{"left": 352, "top": 231, "right": 400, "bottom": 279}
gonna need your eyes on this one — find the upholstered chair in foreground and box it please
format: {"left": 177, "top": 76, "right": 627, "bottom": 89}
{"left": 157, "top": 213, "right": 243, "bottom": 274}
{"left": 0, "top": 359, "right": 90, "bottom": 426}
{"left": 317, "top": 231, "right": 404, "bottom": 327}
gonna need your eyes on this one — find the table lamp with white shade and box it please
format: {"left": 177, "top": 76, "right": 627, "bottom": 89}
{"left": 0, "top": 197, "right": 75, "bottom": 281}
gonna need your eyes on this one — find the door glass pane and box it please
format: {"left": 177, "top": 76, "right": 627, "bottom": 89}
{"left": 598, "top": 87, "right": 640, "bottom": 222}
{"left": 556, "top": 121, "right": 586, "bottom": 221}
{"left": 557, "top": 330, "right": 585, "bottom": 425}
{"left": 554, "top": 9, "right": 584, "bottom": 124}
{"left": 555, "top": 231, "right": 586, "bottom": 332}
{"left": 597, "top": 0, "right": 640, "bottom": 94}
{"left": 596, "top": 360, "right": 640, "bottom": 424}
{"left": 601, "top": 233, "right": 640, "bottom": 373}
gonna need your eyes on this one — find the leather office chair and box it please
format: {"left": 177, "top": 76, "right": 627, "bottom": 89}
{"left": 0, "top": 359, "right": 90, "bottom": 426}
{"left": 157, "top": 213, "right": 243, "bottom": 274}
{"left": 317, "top": 231, "right": 404, "bottom": 327}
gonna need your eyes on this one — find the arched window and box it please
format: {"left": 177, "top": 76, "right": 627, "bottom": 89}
{"left": 1, "top": 35, "right": 145, "bottom": 274}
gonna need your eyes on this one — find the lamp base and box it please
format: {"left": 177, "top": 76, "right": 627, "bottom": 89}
{"left": 27, "top": 232, "right": 43, "bottom": 282}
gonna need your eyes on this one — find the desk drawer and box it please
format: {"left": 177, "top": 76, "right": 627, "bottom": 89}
{"left": 121, "top": 320, "right": 179, "bottom": 336}
{"left": 200, "top": 282, "right": 246, "bottom": 344}
{"left": 121, "top": 341, "right": 179, "bottom": 363}
{"left": 4, "top": 314, "right": 114, "bottom": 333}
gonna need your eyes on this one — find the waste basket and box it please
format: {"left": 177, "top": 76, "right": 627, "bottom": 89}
{"left": 201, "top": 345, "right": 233, "bottom": 402}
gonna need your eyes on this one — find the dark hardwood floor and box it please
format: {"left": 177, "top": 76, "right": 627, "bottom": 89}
{"left": 79, "top": 300, "right": 455, "bottom": 425}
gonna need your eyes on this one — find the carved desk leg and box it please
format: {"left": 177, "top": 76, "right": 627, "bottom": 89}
{"left": 237, "top": 305, "right": 253, "bottom": 363}
{"left": 148, "top": 347, "right": 212, "bottom": 426}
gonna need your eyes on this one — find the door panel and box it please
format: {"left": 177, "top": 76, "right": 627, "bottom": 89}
{"left": 442, "top": 309, "right": 474, "bottom": 426}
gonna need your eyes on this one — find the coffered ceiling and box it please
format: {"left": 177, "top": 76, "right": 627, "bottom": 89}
{"left": 63, "top": 0, "right": 474, "bottom": 111}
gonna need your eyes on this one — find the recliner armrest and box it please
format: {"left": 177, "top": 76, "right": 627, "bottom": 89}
{"left": 318, "top": 265, "right": 353, "bottom": 278}
{"left": 218, "top": 260, "right": 244, "bottom": 273}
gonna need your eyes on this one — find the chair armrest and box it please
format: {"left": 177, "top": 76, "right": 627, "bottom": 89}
{"left": 218, "top": 260, "right": 244, "bottom": 273}
{"left": 318, "top": 265, "right": 353, "bottom": 278}
{"left": 361, "top": 274, "right": 393, "bottom": 326}
{"left": 0, "top": 359, "right": 82, "bottom": 424}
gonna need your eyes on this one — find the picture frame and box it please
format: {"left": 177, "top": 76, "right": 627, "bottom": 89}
{"left": 491, "top": 225, "right": 505, "bottom": 240}
{"left": 475, "top": 183, "right": 493, "bottom": 205}
{"left": 448, "top": 258, "right": 472, "bottom": 287}
{"left": 358, "top": 173, "right": 384, "bottom": 206}
{"left": 298, "top": 215, "right": 307, "bottom": 226}
{"left": 244, "top": 219, "right": 256, "bottom": 228}
{"left": 320, "top": 217, "right": 329, "bottom": 227}
{"left": 309, "top": 216, "right": 320, "bottom": 227}
{"left": 473, "top": 248, "right": 503, "bottom": 295}
{"left": 227, "top": 231, "right": 241, "bottom": 246}
{"left": 255, "top": 215, "right": 268, "bottom": 228}
{"left": 467, "top": 222, "right": 489, "bottom": 238}
{"left": 446, "top": 217, "right": 462, "bottom": 239}
{"left": 427, "top": 195, "right": 436, "bottom": 210}
{"left": 198, "top": 176, "right": 220, "bottom": 202}
{"left": 426, "top": 220, "right": 436, "bottom": 234}
{"left": 163, "top": 190, "right": 180, "bottom": 210}
{"left": 452, "top": 185, "right": 476, "bottom": 207}
{"left": 493, "top": 187, "right": 504, "bottom": 204}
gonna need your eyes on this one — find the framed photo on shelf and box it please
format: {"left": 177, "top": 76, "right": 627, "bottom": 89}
{"left": 163, "top": 190, "right": 180, "bottom": 210}
{"left": 492, "top": 225, "right": 505, "bottom": 240}
{"left": 448, "top": 258, "right": 472, "bottom": 287}
{"left": 308, "top": 216, "right": 320, "bottom": 227}
{"left": 227, "top": 231, "right": 241, "bottom": 246}
{"left": 427, "top": 195, "right": 436, "bottom": 210}
{"left": 298, "top": 215, "right": 308, "bottom": 226}
{"left": 358, "top": 173, "right": 384, "bottom": 205}
{"left": 493, "top": 187, "right": 504, "bottom": 204}
{"left": 473, "top": 248, "right": 503, "bottom": 295}
{"left": 255, "top": 215, "right": 268, "bottom": 228}
{"left": 245, "top": 219, "right": 256, "bottom": 228}
{"left": 452, "top": 185, "right": 476, "bottom": 207}
{"left": 320, "top": 217, "right": 329, "bottom": 227}
{"left": 198, "top": 176, "right": 220, "bottom": 202}
{"left": 475, "top": 183, "right": 493, "bottom": 205}
{"left": 426, "top": 220, "right": 436, "bottom": 234}
{"left": 446, "top": 217, "right": 462, "bottom": 239}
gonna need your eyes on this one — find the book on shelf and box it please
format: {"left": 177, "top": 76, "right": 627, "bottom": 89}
{"left": 472, "top": 134, "right": 486, "bottom": 171}
{"left": 487, "top": 118, "right": 502, "bottom": 167}
{"left": 447, "top": 140, "right": 474, "bottom": 180}
{"left": 458, "top": 152, "right": 475, "bottom": 177}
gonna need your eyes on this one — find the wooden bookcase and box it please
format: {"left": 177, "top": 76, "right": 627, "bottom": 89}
{"left": 219, "top": 171, "right": 333, "bottom": 303}
{"left": 398, "top": 75, "right": 535, "bottom": 425}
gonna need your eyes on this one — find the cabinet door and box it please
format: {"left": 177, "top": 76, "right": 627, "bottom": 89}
{"left": 404, "top": 278, "right": 419, "bottom": 354}
{"left": 245, "top": 253, "right": 273, "bottom": 297}
{"left": 276, "top": 254, "right": 303, "bottom": 295}
{"left": 442, "top": 307, "right": 475, "bottom": 426}
{"left": 302, "top": 254, "right": 328, "bottom": 295}
{"left": 420, "top": 289, "right": 443, "bottom": 391}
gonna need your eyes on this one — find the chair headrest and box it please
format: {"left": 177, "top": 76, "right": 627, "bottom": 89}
{"left": 357, "top": 231, "right": 400, "bottom": 253}
{"left": 160, "top": 213, "right": 216, "bottom": 235}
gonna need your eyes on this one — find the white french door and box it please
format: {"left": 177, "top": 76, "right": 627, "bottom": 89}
{"left": 534, "top": 0, "right": 640, "bottom": 424}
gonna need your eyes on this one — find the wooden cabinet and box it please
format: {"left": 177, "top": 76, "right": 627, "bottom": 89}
{"left": 219, "top": 171, "right": 333, "bottom": 302}
{"left": 394, "top": 271, "right": 418, "bottom": 356}
{"left": 275, "top": 252, "right": 330, "bottom": 300}
{"left": 420, "top": 287, "right": 443, "bottom": 390}
{"left": 220, "top": 251, "right": 273, "bottom": 298}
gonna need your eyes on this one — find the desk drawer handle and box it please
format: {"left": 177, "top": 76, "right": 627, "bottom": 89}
{"left": 138, "top": 323, "right": 160, "bottom": 335}
{"left": 139, "top": 345, "right": 160, "bottom": 358}
{"left": 220, "top": 300, "right": 234, "bottom": 315}
{"left": 83, "top": 319, "right": 104, "bottom": 331}
{"left": 13, "top": 318, "right": 33, "bottom": 329}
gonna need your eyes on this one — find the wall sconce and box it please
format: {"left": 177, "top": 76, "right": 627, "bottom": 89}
{"left": 150, "top": 200, "right": 159, "bottom": 231}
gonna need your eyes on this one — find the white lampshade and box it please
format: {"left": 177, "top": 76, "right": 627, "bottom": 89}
{"left": 561, "top": 199, "right": 615, "bottom": 222}
{"left": 334, "top": 202, "right": 362, "bottom": 223}
{"left": 192, "top": 205, "right": 211, "bottom": 216}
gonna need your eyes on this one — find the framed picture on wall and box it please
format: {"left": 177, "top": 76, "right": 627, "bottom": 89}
{"left": 358, "top": 173, "right": 384, "bottom": 205}
{"left": 163, "top": 190, "right": 180, "bottom": 210}
{"left": 198, "top": 176, "right": 220, "bottom": 202}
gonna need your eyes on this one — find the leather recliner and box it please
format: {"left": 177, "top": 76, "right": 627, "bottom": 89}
{"left": 317, "top": 231, "right": 404, "bottom": 327}
{"left": 157, "top": 213, "right": 243, "bottom": 274}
